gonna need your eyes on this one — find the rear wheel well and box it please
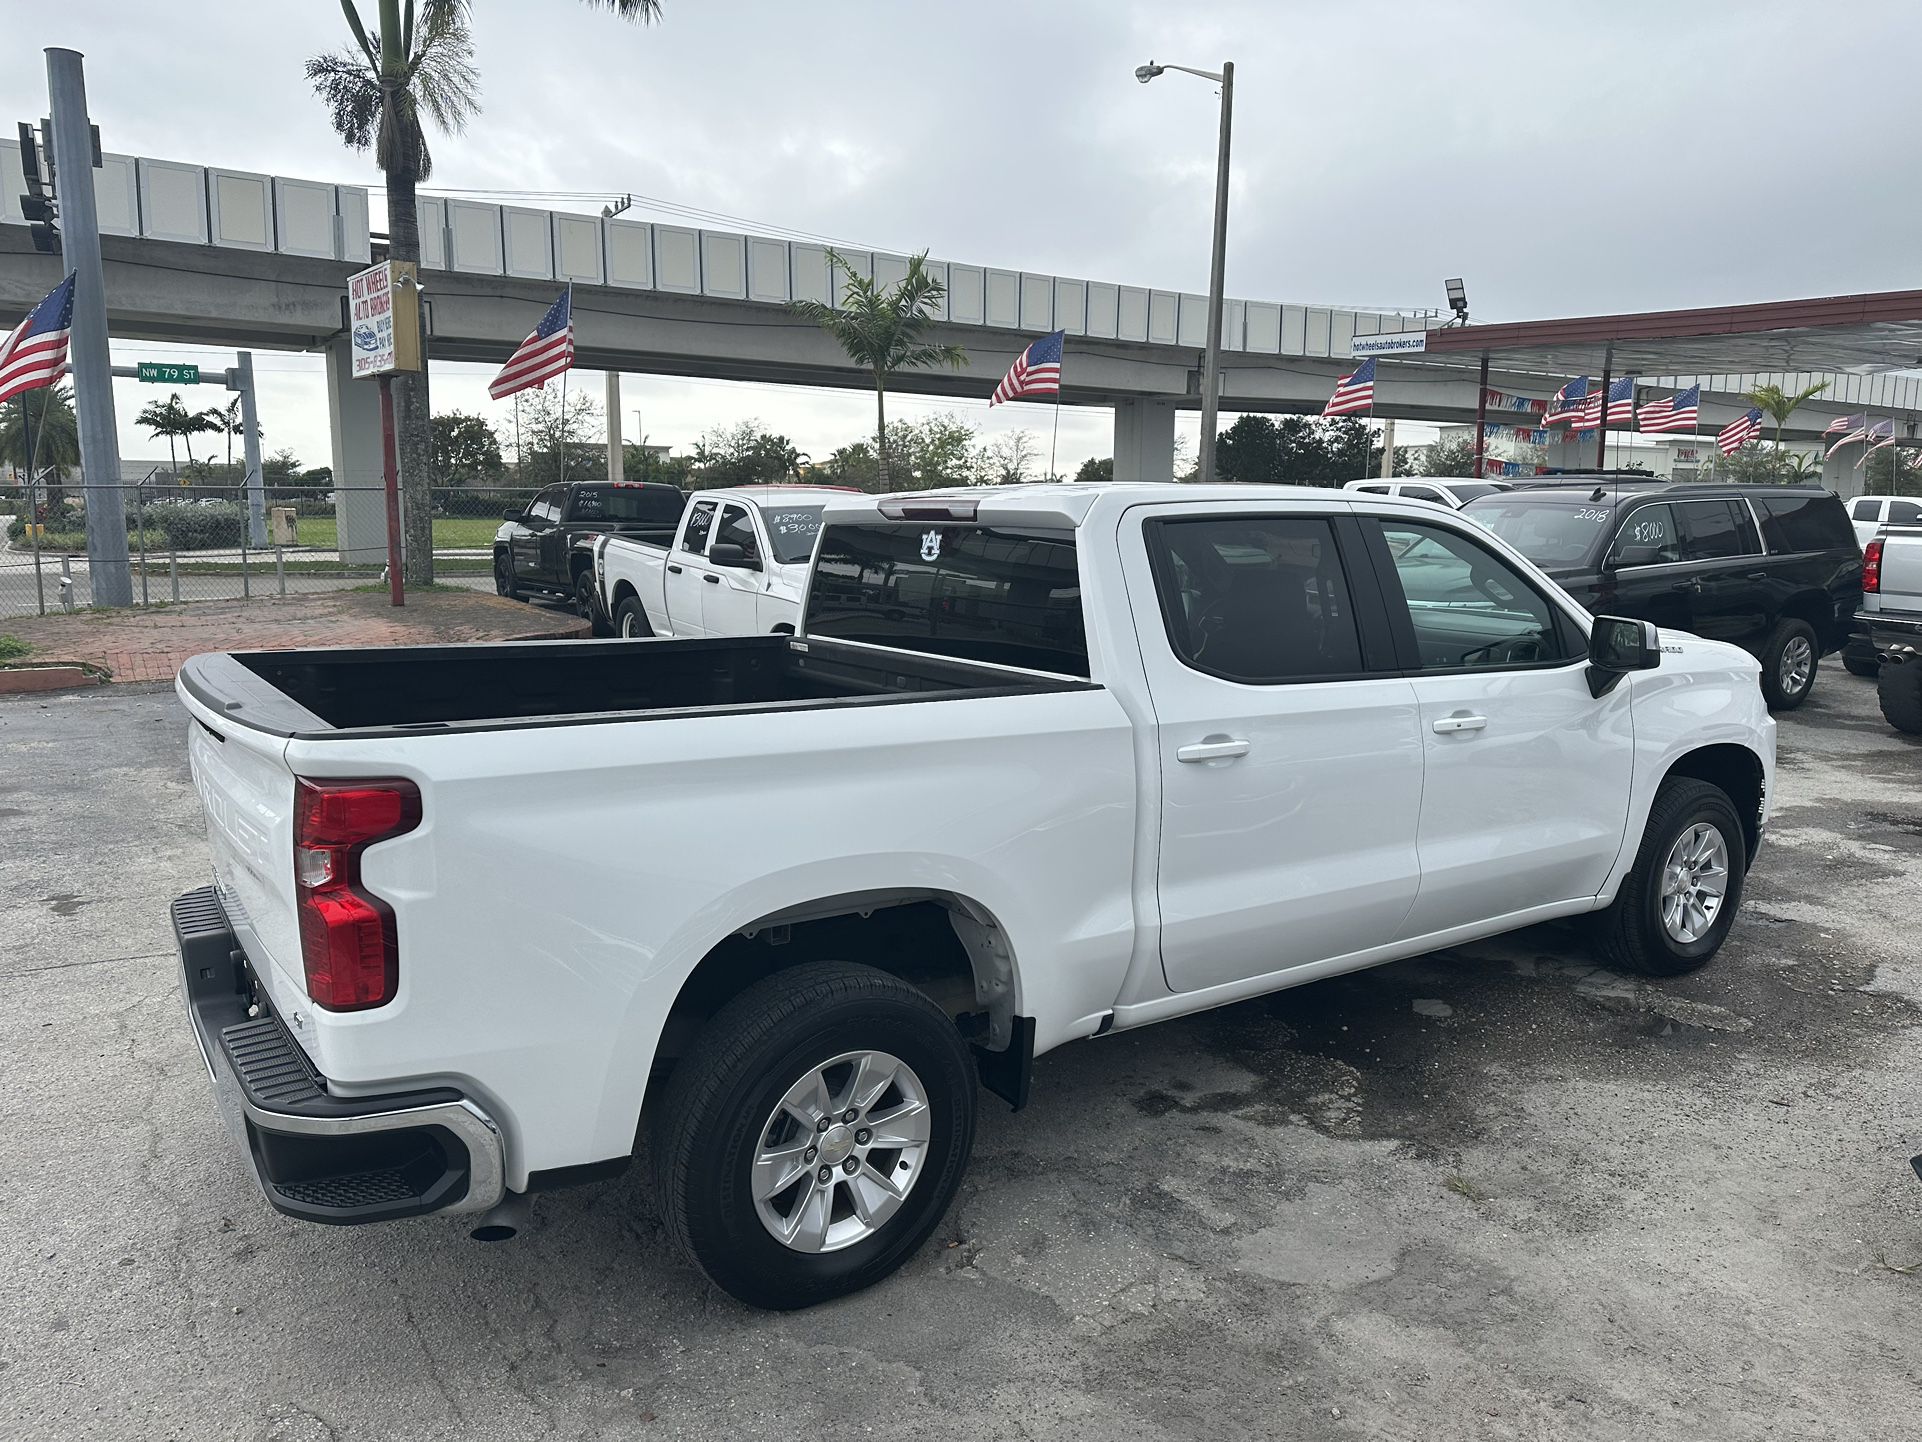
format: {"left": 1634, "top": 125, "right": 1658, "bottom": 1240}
{"left": 645, "top": 894, "right": 1016, "bottom": 1114}
{"left": 1661, "top": 744, "right": 1764, "bottom": 861}
{"left": 1779, "top": 591, "right": 1837, "bottom": 651}
{"left": 569, "top": 552, "right": 594, "bottom": 582}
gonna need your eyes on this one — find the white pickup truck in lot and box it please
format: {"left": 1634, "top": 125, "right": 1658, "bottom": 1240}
{"left": 594, "top": 484, "right": 852, "bottom": 638}
{"left": 1858, "top": 523, "right": 1922, "bottom": 732}
{"left": 173, "top": 483, "right": 1775, "bottom": 1308}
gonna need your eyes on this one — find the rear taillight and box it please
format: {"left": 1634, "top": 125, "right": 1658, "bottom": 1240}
{"left": 293, "top": 779, "right": 421, "bottom": 1011}
{"left": 1864, "top": 537, "right": 1883, "bottom": 593}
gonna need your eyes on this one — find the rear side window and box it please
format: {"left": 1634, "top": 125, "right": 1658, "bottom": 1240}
{"left": 682, "top": 500, "right": 718, "bottom": 554}
{"left": 1399, "top": 485, "right": 1447, "bottom": 504}
{"left": 1853, "top": 499, "right": 1883, "bottom": 521}
{"left": 1678, "top": 500, "right": 1761, "bottom": 560}
{"left": 1751, "top": 493, "right": 1855, "bottom": 552}
{"left": 1147, "top": 516, "right": 1365, "bottom": 684}
{"left": 806, "top": 524, "right": 1087, "bottom": 676}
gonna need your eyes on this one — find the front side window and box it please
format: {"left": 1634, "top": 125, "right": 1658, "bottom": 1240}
{"left": 531, "top": 486, "right": 566, "bottom": 523}
{"left": 1149, "top": 516, "right": 1364, "bottom": 684}
{"left": 1607, "top": 503, "right": 1683, "bottom": 567}
{"left": 716, "top": 504, "right": 759, "bottom": 562}
{"left": 1679, "top": 499, "right": 1761, "bottom": 560}
{"left": 1378, "top": 520, "right": 1570, "bottom": 670}
{"left": 1889, "top": 500, "right": 1922, "bottom": 525}
{"left": 682, "top": 500, "right": 718, "bottom": 555}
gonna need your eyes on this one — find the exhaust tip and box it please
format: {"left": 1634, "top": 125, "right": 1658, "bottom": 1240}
{"left": 469, "top": 1191, "right": 529, "bottom": 1243}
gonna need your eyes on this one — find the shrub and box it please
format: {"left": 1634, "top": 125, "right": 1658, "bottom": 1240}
{"left": 146, "top": 501, "right": 247, "bottom": 551}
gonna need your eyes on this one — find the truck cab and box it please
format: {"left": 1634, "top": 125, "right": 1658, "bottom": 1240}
{"left": 493, "top": 480, "right": 686, "bottom": 617}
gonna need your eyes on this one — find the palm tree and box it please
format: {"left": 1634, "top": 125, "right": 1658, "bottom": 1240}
{"left": 1, "top": 385, "right": 81, "bottom": 474}
{"left": 205, "top": 396, "right": 249, "bottom": 469}
{"left": 137, "top": 393, "right": 219, "bottom": 478}
{"left": 792, "top": 251, "right": 967, "bottom": 487}
{"left": 305, "top": 0, "right": 662, "bottom": 583}
{"left": 1747, "top": 380, "right": 1831, "bottom": 452}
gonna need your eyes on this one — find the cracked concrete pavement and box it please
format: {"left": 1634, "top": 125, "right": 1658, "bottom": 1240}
{"left": 2, "top": 670, "right": 1919, "bottom": 1440}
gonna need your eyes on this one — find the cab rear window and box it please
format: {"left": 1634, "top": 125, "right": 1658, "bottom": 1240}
{"left": 805, "top": 523, "right": 1088, "bottom": 676}
{"left": 568, "top": 485, "right": 686, "bottom": 523}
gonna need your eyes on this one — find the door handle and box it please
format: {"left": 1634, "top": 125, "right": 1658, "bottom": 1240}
{"left": 704, "top": 573, "right": 720, "bottom": 585}
{"left": 667, "top": 563, "right": 683, "bottom": 574}
{"left": 1176, "top": 737, "right": 1251, "bottom": 763}
{"left": 1432, "top": 714, "right": 1487, "bottom": 734}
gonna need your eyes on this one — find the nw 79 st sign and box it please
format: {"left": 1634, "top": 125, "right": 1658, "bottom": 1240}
{"left": 347, "top": 261, "right": 423, "bottom": 379}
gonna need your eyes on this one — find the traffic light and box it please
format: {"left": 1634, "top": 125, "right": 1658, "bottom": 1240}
{"left": 15, "top": 120, "right": 59, "bottom": 253}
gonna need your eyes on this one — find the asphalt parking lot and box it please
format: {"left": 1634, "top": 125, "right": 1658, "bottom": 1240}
{"left": 3, "top": 670, "right": 1919, "bottom": 1441}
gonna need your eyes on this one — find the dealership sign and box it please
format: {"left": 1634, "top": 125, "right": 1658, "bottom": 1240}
{"left": 347, "top": 261, "right": 422, "bottom": 378}
{"left": 1350, "top": 331, "right": 1429, "bottom": 357}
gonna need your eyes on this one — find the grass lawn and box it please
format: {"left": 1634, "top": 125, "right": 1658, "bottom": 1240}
{"left": 293, "top": 516, "right": 504, "bottom": 552}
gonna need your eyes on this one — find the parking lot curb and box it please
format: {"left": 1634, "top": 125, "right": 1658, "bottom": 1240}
{"left": 0, "top": 662, "right": 109, "bottom": 694}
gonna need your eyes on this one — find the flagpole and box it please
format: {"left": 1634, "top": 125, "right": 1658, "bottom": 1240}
{"left": 24, "top": 395, "right": 47, "bottom": 615}
{"left": 557, "top": 370, "right": 568, "bottom": 484}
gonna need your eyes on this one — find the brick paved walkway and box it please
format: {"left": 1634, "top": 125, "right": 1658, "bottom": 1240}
{"left": 0, "top": 591, "right": 588, "bottom": 684}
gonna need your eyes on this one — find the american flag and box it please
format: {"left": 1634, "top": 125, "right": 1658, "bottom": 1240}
{"left": 1823, "top": 413, "right": 1866, "bottom": 436}
{"left": 0, "top": 271, "right": 77, "bottom": 407}
{"left": 1637, "top": 385, "right": 1700, "bottom": 433}
{"left": 1826, "top": 415, "right": 1891, "bottom": 460}
{"left": 1606, "top": 376, "right": 1636, "bottom": 425}
{"left": 1543, "top": 376, "right": 1589, "bottom": 425}
{"left": 488, "top": 286, "right": 575, "bottom": 400}
{"left": 989, "top": 330, "right": 1065, "bottom": 406}
{"left": 1574, "top": 390, "right": 1604, "bottom": 428}
{"left": 1322, "top": 356, "right": 1377, "bottom": 416}
{"left": 1856, "top": 418, "right": 1897, "bottom": 467}
{"left": 1717, "top": 406, "right": 1763, "bottom": 456}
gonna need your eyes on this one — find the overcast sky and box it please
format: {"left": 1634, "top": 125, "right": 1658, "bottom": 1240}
{"left": 5, "top": 0, "right": 1918, "bottom": 475}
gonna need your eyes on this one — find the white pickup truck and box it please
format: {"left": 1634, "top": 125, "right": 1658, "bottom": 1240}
{"left": 173, "top": 483, "right": 1774, "bottom": 1308}
{"left": 1858, "top": 523, "right": 1922, "bottom": 732}
{"left": 594, "top": 484, "right": 854, "bottom": 638}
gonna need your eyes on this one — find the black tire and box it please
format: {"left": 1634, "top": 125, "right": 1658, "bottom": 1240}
{"left": 493, "top": 550, "right": 521, "bottom": 600}
{"left": 1759, "top": 617, "right": 1819, "bottom": 710}
{"left": 1844, "top": 653, "right": 1881, "bottom": 679}
{"left": 613, "top": 594, "right": 652, "bottom": 638}
{"left": 649, "top": 961, "right": 977, "bottom": 1310}
{"left": 1879, "top": 662, "right": 1922, "bottom": 735}
{"left": 1591, "top": 777, "right": 1747, "bottom": 977}
{"left": 574, "top": 569, "right": 612, "bottom": 636}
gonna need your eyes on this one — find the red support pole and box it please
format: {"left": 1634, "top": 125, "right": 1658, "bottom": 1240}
{"left": 379, "top": 374, "right": 404, "bottom": 608}
{"left": 1472, "top": 353, "right": 1490, "bottom": 476}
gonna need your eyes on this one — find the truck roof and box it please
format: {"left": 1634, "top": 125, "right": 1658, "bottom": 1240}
{"left": 693, "top": 485, "right": 860, "bottom": 504}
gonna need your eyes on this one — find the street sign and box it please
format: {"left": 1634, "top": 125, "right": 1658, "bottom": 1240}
{"left": 135, "top": 361, "right": 200, "bottom": 385}
{"left": 347, "top": 260, "right": 423, "bottom": 378}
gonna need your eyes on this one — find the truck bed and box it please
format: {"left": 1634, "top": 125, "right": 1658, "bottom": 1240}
{"left": 178, "top": 634, "right": 1093, "bottom": 739}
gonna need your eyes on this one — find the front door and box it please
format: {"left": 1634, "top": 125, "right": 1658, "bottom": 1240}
{"left": 1130, "top": 505, "right": 1425, "bottom": 994}
{"left": 1590, "top": 501, "right": 1694, "bottom": 635}
{"left": 512, "top": 485, "right": 564, "bottom": 581}
{"left": 703, "top": 502, "right": 768, "bottom": 636}
{"left": 1367, "top": 515, "right": 1634, "bottom": 938}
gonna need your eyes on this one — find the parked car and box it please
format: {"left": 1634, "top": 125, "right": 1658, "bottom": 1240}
{"left": 1854, "top": 525, "right": 1922, "bottom": 732}
{"left": 493, "top": 480, "right": 686, "bottom": 621}
{"left": 172, "top": 482, "right": 1773, "bottom": 1308}
{"left": 1463, "top": 478, "right": 1861, "bottom": 710}
{"left": 1343, "top": 478, "right": 1510, "bottom": 508}
{"left": 595, "top": 485, "right": 853, "bottom": 638}
{"left": 1844, "top": 494, "right": 1922, "bottom": 549}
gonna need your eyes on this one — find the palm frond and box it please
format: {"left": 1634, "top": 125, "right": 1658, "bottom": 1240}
{"left": 304, "top": 50, "right": 383, "bottom": 152}
{"left": 576, "top": 0, "right": 663, "bottom": 19}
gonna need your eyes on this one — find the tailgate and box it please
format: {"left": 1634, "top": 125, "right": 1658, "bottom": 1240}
{"left": 180, "top": 685, "right": 307, "bottom": 1014}
{"left": 1877, "top": 532, "right": 1922, "bottom": 604}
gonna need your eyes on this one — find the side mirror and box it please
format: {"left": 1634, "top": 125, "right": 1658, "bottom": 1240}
{"left": 708, "top": 542, "right": 759, "bottom": 570}
{"left": 1586, "top": 615, "right": 1660, "bottom": 697}
{"left": 504, "top": 506, "right": 525, "bottom": 521}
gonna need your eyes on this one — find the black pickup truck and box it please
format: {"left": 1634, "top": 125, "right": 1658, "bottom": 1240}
{"left": 493, "top": 481, "right": 687, "bottom": 621}
{"left": 1463, "top": 478, "right": 1861, "bottom": 710}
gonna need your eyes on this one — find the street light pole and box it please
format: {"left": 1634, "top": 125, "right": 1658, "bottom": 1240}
{"left": 1136, "top": 59, "right": 1234, "bottom": 483}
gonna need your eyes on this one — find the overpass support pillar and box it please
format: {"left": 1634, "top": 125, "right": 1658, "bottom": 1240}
{"left": 325, "top": 334, "right": 394, "bottom": 563}
{"left": 1113, "top": 398, "right": 1178, "bottom": 482}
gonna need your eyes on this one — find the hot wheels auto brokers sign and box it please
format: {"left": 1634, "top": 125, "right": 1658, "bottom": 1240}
{"left": 346, "top": 261, "right": 422, "bottom": 378}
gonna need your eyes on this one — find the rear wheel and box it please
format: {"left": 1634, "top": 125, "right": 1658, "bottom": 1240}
{"left": 1879, "top": 662, "right": 1922, "bottom": 735}
{"left": 574, "top": 570, "right": 611, "bottom": 636}
{"left": 493, "top": 551, "right": 521, "bottom": 600}
{"left": 1844, "top": 653, "right": 1881, "bottom": 679}
{"left": 649, "top": 961, "right": 977, "bottom": 1310}
{"left": 1591, "top": 777, "right": 1746, "bottom": 976}
{"left": 613, "top": 595, "right": 652, "bottom": 638}
{"left": 1760, "top": 618, "right": 1819, "bottom": 710}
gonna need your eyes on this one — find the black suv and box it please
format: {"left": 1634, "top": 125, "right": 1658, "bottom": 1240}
{"left": 494, "top": 480, "right": 686, "bottom": 618}
{"left": 1462, "top": 478, "right": 1861, "bottom": 709}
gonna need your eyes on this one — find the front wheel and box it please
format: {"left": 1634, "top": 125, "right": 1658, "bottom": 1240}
{"left": 493, "top": 551, "right": 521, "bottom": 600}
{"left": 648, "top": 961, "right": 978, "bottom": 1309}
{"left": 1879, "top": 662, "right": 1922, "bottom": 735}
{"left": 1591, "top": 777, "right": 1747, "bottom": 976}
{"left": 1760, "top": 618, "right": 1819, "bottom": 710}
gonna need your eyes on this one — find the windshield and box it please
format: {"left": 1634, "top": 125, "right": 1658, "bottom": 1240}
{"left": 760, "top": 505, "right": 827, "bottom": 564}
{"left": 1462, "top": 495, "right": 1613, "bottom": 569}
{"left": 569, "top": 485, "right": 686, "bottom": 524}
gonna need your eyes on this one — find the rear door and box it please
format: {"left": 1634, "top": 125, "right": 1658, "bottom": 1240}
{"left": 665, "top": 498, "right": 719, "bottom": 634}
{"left": 1676, "top": 498, "right": 1770, "bottom": 647}
{"left": 1367, "top": 514, "right": 1633, "bottom": 937}
{"left": 1127, "top": 502, "right": 1424, "bottom": 993}
{"left": 702, "top": 502, "right": 767, "bottom": 635}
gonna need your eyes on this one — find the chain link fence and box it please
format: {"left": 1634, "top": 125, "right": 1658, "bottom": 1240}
{"left": 1, "top": 479, "right": 542, "bottom": 619}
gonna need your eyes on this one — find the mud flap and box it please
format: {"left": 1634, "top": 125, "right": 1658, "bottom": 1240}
{"left": 972, "top": 1014, "right": 1036, "bottom": 1111}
